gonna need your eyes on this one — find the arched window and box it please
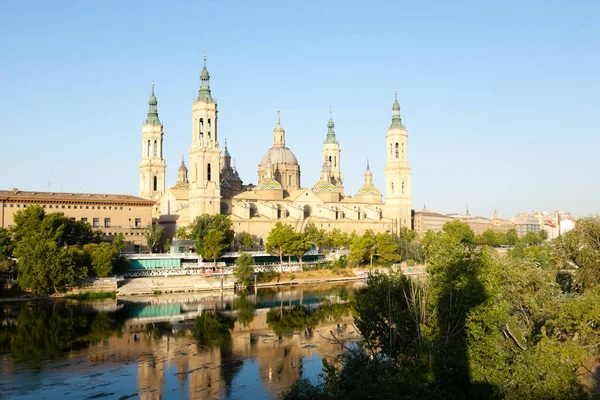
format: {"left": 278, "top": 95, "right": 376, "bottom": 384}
{"left": 160, "top": 139, "right": 163, "bottom": 158}
{"left": 199, "top": 119, "right": 204, "bottom": 140}
{"left": 207, "top": 163, "right": 211, "bottom": 181}
{"left": 334, "top": 156, "right": 337, "bottom": 167}
{"left": 402, "top": 182, "right": 405, "bottom": 194}
{"left": 288, "top": 175, "right": 292, "bottom": 186}
{"left": 153, "top": 176, "right": 157, "bottom": 191}
{"left": 147, "top": 140, "right": 150, "bottom": 157}
{"left": 395, "top": 143, "right": 399, "bottom": 158}
{"left": 153, "top": 140, "right": 157, "bottom": 157}
{"left": 390, "top": 143, "right": 392, "bottom": 156}
{"left": 329, "top": 156, "right": 332, "bottom": 163}
{"left": 391, "top": 182, "right": 395, "bottom": 194}
{"left": 207, "top": 119, "right": 211, "bottom": 140}
{"left": 402, "top": 142, "right": 405, "bottom": 157}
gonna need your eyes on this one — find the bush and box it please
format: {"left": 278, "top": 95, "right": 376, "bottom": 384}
{"left": 256, "top": 270, "right": 280, "bottom": 283}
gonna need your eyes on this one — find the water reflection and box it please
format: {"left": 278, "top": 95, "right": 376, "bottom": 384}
{"left": 0, "top": 284, "right": 361, "bottom": 399}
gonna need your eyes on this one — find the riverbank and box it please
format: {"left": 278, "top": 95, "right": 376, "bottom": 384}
{"left": 0, "top": 268, "right": 383, "bottom": 300}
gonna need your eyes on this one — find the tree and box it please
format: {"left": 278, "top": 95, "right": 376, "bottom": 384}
{"left": 539, "top": 228, "right": 549, "bottom": 241}
{"left": 189, "top": 214, "right": 234, "bottom": 256}
{"left": 290, "top": 232, "right": 311, "bottom": 266}
{"left": 521, "top": 231, "right": 542, "bottom": 246}
{"left": 233, "top": 252, "right": 255, "bottom": 286}
{"left": 266, "top": 222, "right": 295, "bottom": 265}
{"left": 398, "top": 226, "right": 417, "bottom": 243}
{"left": 0, "top": 227, "right": 15, "bottom": 275}
{"left": 144, "top": 223, "right": 164, "bottom": 253}
{"left": 441, "top": 220, "right": 475, "bottom": 246}
{"left": 176, "top": 225, "right": 189, "bottom": 240}
{"left": 506, "top": 228, "right": 519, "bottom": 246}
{"left": 83, "top": 242, "right": 118, "bottom": 278}
{"left": 238, "top": 231, "right": 254, "bottom": 250}
{"left": 15, "top": 235, "right": 86, "bottom": 294}
{"left": 67, "top": 221, "right": 97, "bottom": 248}
{"left": 374, "top": 232, "right": 400, "bottom": 263}
{"left": 476, "top": 229, "right": 505, "bottom": 247}
{"left": 347, "top": 234, "right": 375, "bottom": 267}
{"left": 203, "top": 229, "right": 228, "bottom": 268}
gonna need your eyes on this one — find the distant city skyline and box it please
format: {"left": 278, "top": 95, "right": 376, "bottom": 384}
{"left": 1, "top": 0, "right": 598, "bottom": 218}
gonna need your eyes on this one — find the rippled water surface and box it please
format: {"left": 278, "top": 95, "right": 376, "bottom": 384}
{"left": 0, "top": 284, "right": 361, "bottom": 399}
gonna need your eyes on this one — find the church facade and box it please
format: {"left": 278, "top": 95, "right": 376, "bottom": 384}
{"left": 139, "top": 57, "right": 413, "bottom": 241}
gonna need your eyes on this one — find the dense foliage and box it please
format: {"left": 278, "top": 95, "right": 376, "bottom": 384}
{"left": 6, "top": 206, "right": 128, "bottom": 294}
{"left": 282, "top": 218, "right": 600, "bottom": 399}
{"left": 233, "top": 252, "right": 255, "bottom": 286}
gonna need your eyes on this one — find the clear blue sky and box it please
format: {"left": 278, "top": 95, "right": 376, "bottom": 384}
{"left": 1, "top": 0, "right": 598, "bottom": 219}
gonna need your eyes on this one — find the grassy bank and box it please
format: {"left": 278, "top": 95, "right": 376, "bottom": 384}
{"left": 63, "top": 291, "right": 116, "bottom": 301}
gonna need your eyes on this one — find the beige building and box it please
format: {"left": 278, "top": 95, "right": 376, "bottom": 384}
{"left": 413, "top": 208, "right": 452, "bottom": 234}
{"left": 0, "top": 189, "right": 154, "bottom": 251}
{"left": 143, "top": 57, "right": 413, "bottom": 241}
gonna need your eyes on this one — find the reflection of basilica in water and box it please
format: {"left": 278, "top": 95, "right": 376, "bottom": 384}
{"left": 84, "top": 288, "right": 359, "bottom": 399}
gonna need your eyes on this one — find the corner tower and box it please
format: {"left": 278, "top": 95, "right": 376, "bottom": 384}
{"left": 188, "top": 55, "right": 221, "bottom": 218}
{"left": 139, "top": 82, "right": 166, "bottom": 200}
{"left": 384, "top": 91, "right": 412, "bottom": 230}
{"left": 321, "top": 108, "right": 343, "bottom": 192}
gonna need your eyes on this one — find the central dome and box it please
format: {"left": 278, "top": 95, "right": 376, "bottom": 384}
{"left": 260, "top": 146, "right": 298, "bottom": 166}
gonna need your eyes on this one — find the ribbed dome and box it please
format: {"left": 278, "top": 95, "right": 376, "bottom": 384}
{"left": 260, "top": 147, "right": 299, "bottom": 167}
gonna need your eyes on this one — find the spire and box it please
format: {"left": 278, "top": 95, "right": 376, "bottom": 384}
{"left": 366, "top": 159, "right": 371, "bottom": 171}
{"left": 325, "top": 106, "right": 337, "bottom": 144}
{"left": 197, "top": 54, "right": 214, "bottom": 103}
{"left": 364, "top": 159, "right": 373, "bottom": 185}
{"left": 389, "top": 89, "right": 404, "bottom": 129}
{"left": 179, "top": 153, "right": 186, "bottom": 169}
{"left": 145, "top": 81, "right": 161, "bottom": 125}
{"left": 224, "top": 137, "right": 230, "bottom": 157}
{"left": 273, "top": 108, "right": 285, "bottom": 147}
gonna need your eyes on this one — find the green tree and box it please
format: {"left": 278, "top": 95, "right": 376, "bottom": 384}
{"left": 347, "top": 234, "right": 375, "bottom": 267}
{"left": 234, "top": 293, "right": 256, "bottom": 327}
{"left": 539, "top": 228, "right": 549, "bottom": 241}
{"left": 506, "top": 228, "right": 519, "bottom": 246}
{"left": 0, "top": 227, "right": 15, "bottom": 275}
{"left": 176, "top": 225, "right": 189, "bottom": 240}
{"left": 521, "top": 231, "right": 542, "bottom": 245}
{"left": 203, "top": 229, "right": 229, "bottom": 268}
{"left": 144, "top": 223, "right": 164, "bottom": 253}
{"left": 189, "top": 214, "right": 234, "bottom": 256}
{"left": 398, "top": 226, "right": 417, "bottom": 243}
{"left": 238, "top": 231, "right": 254, "bottom": 250}
{"left": 441, "top": 219, "right": 475, "bottom": 246}
{"left": 290, "top": 232, "right": 311, "bottom": 266}
{"left": 83, "top": 242, "right": 118, "bottom": 278}
{"left": 233, "top": 252, "right": 255, "bottom": 286}
{"left": 374, "top": 232, "right": 400, "bottom": 263}
{"left": 67, "top": 221, "right": 97, "bottom": 248}
{"left": 193, "top": 312, "right": 234, "bottom": 347}
{"left": 266, "top": 222, "right": 295, "bottom": 265}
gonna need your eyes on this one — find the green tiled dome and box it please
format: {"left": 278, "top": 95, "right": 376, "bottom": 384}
{"left": 312, "top": 181, "right": 339, "bottom": 193}
{"left": 256, "top": 179, "right": 284, "bottom": 190}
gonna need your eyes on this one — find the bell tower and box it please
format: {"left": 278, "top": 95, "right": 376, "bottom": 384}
{"left": 139, "top": 82, "right": 166, "bottom": 200}
{"left": 188, "top": 55, "right": 221, "bottom": 219}
{"left": 384, "top": 91, "right": 412, "bottom": 231}
{"left": 321, "top": 107, "right": 343, "bottom": 191}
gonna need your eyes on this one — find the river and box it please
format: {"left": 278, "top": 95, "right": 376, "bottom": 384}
{"left": 0, "top": 283, "right": 362, "bottom": 399}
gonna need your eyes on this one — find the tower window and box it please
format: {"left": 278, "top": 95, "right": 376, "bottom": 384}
{"left": 147, "top": 140, "right": 150, "bottom": 157}
{"left": 199, "top": 119, "right": 204, "bottom": 140}
{"left": 329, "top": 156, "right": 332, "bottom": 163}
{"left": 207, "top": 163, "right": 211, "bottom": 181}
{"left": 402, "top": 142, "right": 405, "bottom": 157}
{"left": 390, "top": 143, "right": 392, "bottom": 156}
{"left": 402, "top": 182, "right": 405, "bottom": 194}
{"left": 334, "top": 156, "right": 337, "bottom": 167}
{"left": 395, "top": 143, "right": 399, "bottom": 158}
{"left": 153, "top": 140, "right": 157, "bottom": 157}
{"left": 288, "top": 175, "right": 292, "bottom": 186}
{"left": 208, "top": 119, "right": 211, "bottom": 140}
{"left": 391, "top": 182, "right": 395, "bottom": 194}
{"left": 153, "top": 176, "right": 157, "bottom": 191}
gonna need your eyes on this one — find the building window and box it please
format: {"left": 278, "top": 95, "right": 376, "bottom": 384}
{"left": 135, "top": 218, "right": 141, "bottom": 228}
{"left": 391, "top": 183, "right": 395, "bottom": 194}
{"left": 62, "top": 205, "right": 65, "bottom": 209}
{"left": 104, "top": 218, "right": 111, "bottom": 228}
{"left": 153, "top": 140, "right": 157, "bottom": 157}
{"left": 9, "top": 204, "right": 13, "bottom": 208}
{"left": 103, "top": 206, "right": 106, "bottom": 210}
{"left": 70, "top": 218, "right": 76, "bottom": 222}
{"left": 402, "top": 182, "right": 405, "bottom": 194}
{"left": 402, "top": 142, "right": 405, "bottom": 157}
{"left": 395, "top": 143, "right": 399, "bottom": 158}
{"left": 68, "top": 205, "right": 71, "bottom": 209}
{"left": 199, "top": 118, "right": 204, "bottom": 140}
{"left": 334, "top": 156, "right": 337, "bottom": 167}
{"left": 81, "top": 218, "right": 87, "bottom": 222}
{"left": 147, "top": 140, "right": 150, "bottom": 157}
{"left": 288, "top": 175, "right": 292, "bottom": 186}
{"left": 120, "top": 207, "right": 123, "bottom": 210}
{"left": 93, "top": 218, "right": 99, "bottom": 228}
{"left": 207, "top": 119, "right": 211, "bottom": 139}
{"left": 109, "top": 206, "right": 112, "bottom": 210}
{"left": 49, "top": 205, "right": 52, "bottom": 208}
{"left": 207, "top": 163, "right": 211, "bottom": 181}
{"left": 16, "top": 204, "right": 20, "bottom": 208}
{"left": 153, "top": 176, "right": 157, "bottom": 191}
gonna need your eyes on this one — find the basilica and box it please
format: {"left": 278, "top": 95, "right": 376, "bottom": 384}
{"left": 139, "top": 57, "right": 412, "bottom": 240}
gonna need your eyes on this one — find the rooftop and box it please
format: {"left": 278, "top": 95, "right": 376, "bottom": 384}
{"left": 0, "top": 189, "right": 155, "bottom": 205}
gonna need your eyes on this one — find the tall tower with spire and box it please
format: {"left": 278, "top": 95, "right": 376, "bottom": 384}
{"left": 139, "top": 82, "right": 166, "bottom": 200}
{"left": 189, "top": 55, "right": 221, "bottom": 218}
{"left": 384, "top": 91, "right": 412, "bottom": 231}
{"left": 321, "top": 107, "right": 343, "bottom": 192}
